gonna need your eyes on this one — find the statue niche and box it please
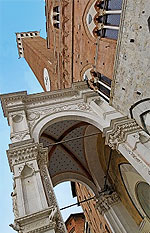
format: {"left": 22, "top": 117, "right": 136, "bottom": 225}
{"left": 21, "top": 164, "right": 43, "bottom": 215}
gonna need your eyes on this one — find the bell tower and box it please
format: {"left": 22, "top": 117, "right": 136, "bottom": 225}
{"left": 16, "top": 31, "right": 58, "bottom": 91}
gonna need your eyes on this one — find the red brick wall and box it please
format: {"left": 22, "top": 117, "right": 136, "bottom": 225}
{"left": 22, "top": 37, "right": 59, "bottom": 91}
{"left": 45, "top": 0, "right": 116, "bottom": 89}
{"left": 22, "top": 1, "right": 117, "bottom": 93}
{"left": 66, "top": 214, "right": 85, "bottom": 233}
{"left": 75, "top": 183, "right": 112, "bottom": 233}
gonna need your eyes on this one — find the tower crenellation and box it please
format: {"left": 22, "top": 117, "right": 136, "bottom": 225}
{"left": 16, "top": 31, "right": 40, "bottom": 58}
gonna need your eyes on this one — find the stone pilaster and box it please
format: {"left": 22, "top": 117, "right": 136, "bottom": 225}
{"left": 37, "top": 148, "right": 67, "bottom": 233}
{"left": 7, "top": 142, "right": 67, "bottom": 233}
{"left": 0, "top": 91, "right": 31, "bottom": 144}
{"left": 96, "top": 192, "right": 139, "bottom": 233}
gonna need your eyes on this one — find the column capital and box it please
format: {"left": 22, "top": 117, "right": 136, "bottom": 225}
{"left": 96, "top": 192, "right": 120, "bottom": 215}
{"left": 7, "top": 143, "right": 48, "bottom": 172}
{"left": 98, "top": 23, "right": 104, "bottom": 30}
{"left": 103, "top": 117, "right": 141, "bottom": 150}
{"left": 98, "top": 9, "right": 106, "bottom": 16}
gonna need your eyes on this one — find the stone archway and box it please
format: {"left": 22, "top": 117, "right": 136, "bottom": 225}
{"left": 1, "top": 83, "right": 149, "bottom": 233}
{"left": 39, "top": 118, "right": 105, "bottom": 194}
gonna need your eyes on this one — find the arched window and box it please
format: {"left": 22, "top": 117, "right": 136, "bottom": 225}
{"left": 93, "top": 0, "right": 123, "bottom": 39}
{"left": 83, "top": 68, "right": 111, "bottom": 102}
{"left": 52, "top": 6, "right": 60, "bottom": 29}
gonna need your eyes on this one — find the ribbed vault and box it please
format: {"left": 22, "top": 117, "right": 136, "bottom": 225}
{"left": 39, "top": 119, "right": 104, "bottom": 194}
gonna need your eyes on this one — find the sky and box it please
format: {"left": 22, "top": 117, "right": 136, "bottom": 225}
{"left": 0, "top": 1, "right": 82, "bottom": 232}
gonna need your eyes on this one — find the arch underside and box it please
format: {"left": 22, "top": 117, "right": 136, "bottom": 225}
{"left": 39, "top": 118, "right": 105, "bottom": 194}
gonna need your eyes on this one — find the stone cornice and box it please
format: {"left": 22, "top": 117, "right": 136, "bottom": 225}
{"left": 25, "top": 82, "right": 91, "bottom": 105}
{"left": 25, "top": 89, "right": 78, "bottom": 104}
{"left": 15, "top": 207, "right": 53, "bottom": 224}
{"left": 15, "top": 207, "right": 56, "bottom": 233}
{"left": 0, "top": 82, "right": 94, "bottom": 117}
{"left": 0, "top": 91, "right": 27, "bottom": 117}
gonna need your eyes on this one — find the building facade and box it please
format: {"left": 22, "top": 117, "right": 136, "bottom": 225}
{"left": 65, "top": 213, "right": 85, "bottom": 233}
{"left": 1, "top": 0, "right": 150, "bottom": 233}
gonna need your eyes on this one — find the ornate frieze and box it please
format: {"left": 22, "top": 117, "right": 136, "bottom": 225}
{"left": 103, "top": 117, "right": 141, "bottom": 150}
{"left": 10, "top": 130, "right": 31, "bottom": 143}
{"left": 27, "top": 102, "right": 92, "bottom": 119}
{"left": 96, "top": 192, "right": 120, "bottom": 215}
{"left": 0, "top": 82, "right": 93, "bottom": 120}
{"left": 27, "top": 101, "right": 93, "bottom": 133}
{"left": 11, "top": 180, "right": 19, "bottom": 219}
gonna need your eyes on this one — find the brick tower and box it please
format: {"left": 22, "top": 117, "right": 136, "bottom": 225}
{"left": 16, "top": 31, "right": 59, "bottom": 91}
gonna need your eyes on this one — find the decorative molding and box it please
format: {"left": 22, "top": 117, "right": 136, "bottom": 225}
{"left": 10, "top": 130, "right": 31, "bottom": 143}
{"left": 11, "top": 180, "right": 19, "bottom": 219}
{"left": 25, "top": 90, "right": 78, "bottom": 104}
{"left": 103, "top": 117, "right": 141, "bottom": 150}
{"left": 27, "top": 101, "right": 93, "bottom": 133}
{"left": 15, "top": 208, "right": 53, "bottom": 223}
{"left": 28, "top": 102, "right": 92, "bottom": 119}
{"left": 12, "top": 114, "right": 23, "bottom": 123}
{"left": 7, "top": 143, "right": 48, "bottom": 172}
{"left": 40, "top": 165, "right": 57, "bottom": 207}
{"left": 0, "top": 91, "right": 27, "bottom": 104}
{"left": 96, "top": 192, "right": 120, "bottom": 215}
{"left": 40, "top": 165, "right": 67, "bottom": 232}
{"left": 14, "top": 208, "right": 56, "bottom": 233}
{"left": 27, "top": 112, "right": 40, "bottom": 121}
{"left": 26, "top": 223, "right": 55, "bottom": 233}
{"left": 0, "top": 91, "right": 27, "bottom": 117}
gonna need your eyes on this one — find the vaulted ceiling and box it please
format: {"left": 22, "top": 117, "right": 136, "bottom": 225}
{"left": 39, "top": 120, "right": 101, "bottom": 191}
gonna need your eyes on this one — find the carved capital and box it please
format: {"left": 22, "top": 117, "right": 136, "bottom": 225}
{"left": 96, "top": 192, "right": 120, "bottom": 215}
{"left": 98, "top": 9, "right": 106, "bottom": 16}
{"left": 7, "top": 143, "right": 48, "bottom": 172}
{"left": 98, "top": 23, "right": 104, "bottom": 30}
{"left": 103, "top": 117, "right": 141, "bottom": 150}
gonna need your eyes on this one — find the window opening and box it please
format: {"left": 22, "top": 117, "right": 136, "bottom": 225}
{"left": 83, "top": 69, "right": 112, "bottom": 102}
{"left": 53, "top": 6, "right": 60, "bottom": 29}
{"left": 92, "top": 0, "right": 123, "bottom": 39}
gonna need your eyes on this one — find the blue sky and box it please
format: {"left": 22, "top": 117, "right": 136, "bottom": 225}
{"left": 0, "top": 1, "right": 82, "bottom": 232}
